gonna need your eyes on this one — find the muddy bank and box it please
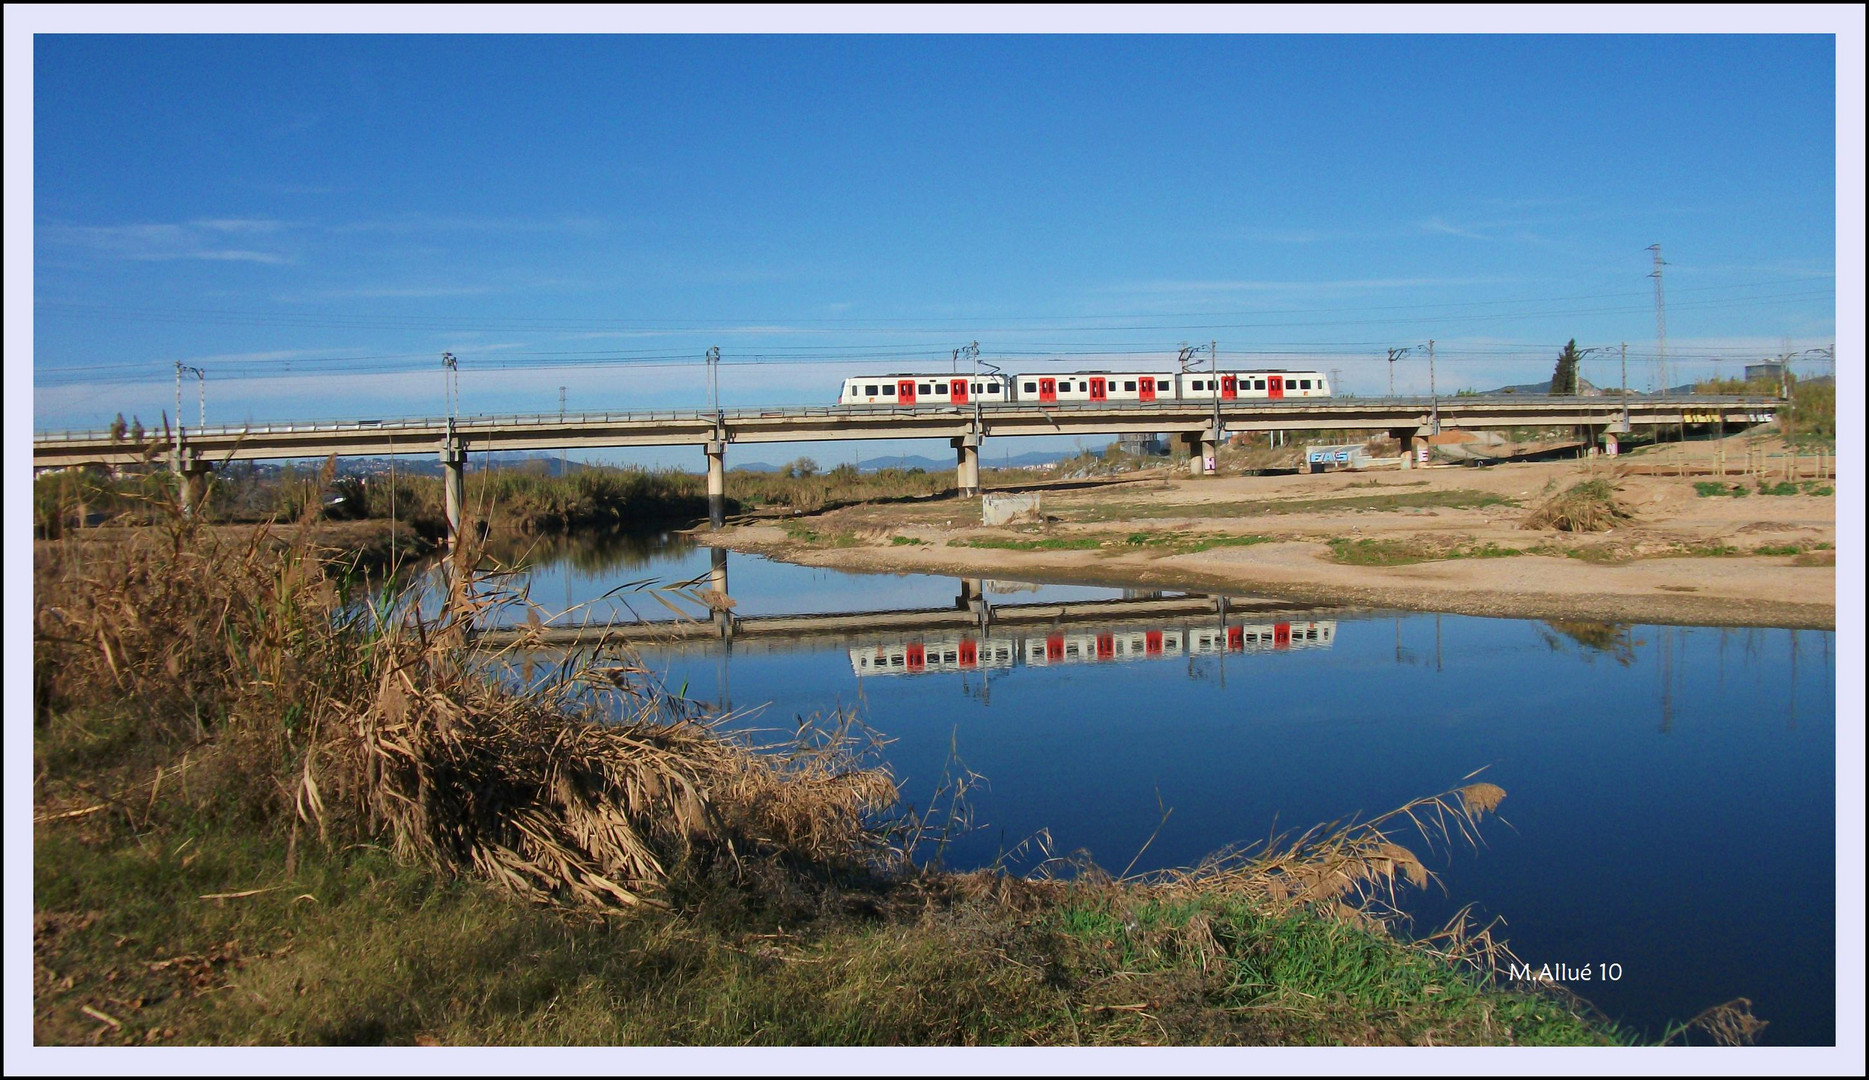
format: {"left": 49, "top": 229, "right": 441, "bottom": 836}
{"left": 695, "top": 452, "right": 1836, "bottom": 630}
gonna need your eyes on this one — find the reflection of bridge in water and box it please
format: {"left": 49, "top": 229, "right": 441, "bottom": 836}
{"left": 473, "top": 549, "right": 1340, "bottom": 666}
{"left": 850, "top": 618, "right": 1335, "bottom": 678}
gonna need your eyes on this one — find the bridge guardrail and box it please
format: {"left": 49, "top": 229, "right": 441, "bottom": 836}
{"left": 34, "top": 394, "right": 1782, "bottom": 443}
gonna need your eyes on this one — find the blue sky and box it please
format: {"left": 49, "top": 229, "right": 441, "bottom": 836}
{"left": 21, "top": 24, "right": 1852, "bottom": 467}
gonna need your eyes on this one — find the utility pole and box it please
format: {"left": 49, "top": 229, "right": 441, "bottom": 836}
{"left": 1648, "top": 243, "right": 1668, "bottom": 396}
{"left": 1621, "top": 341, "right": 1629, "bottom": 428}
{"left": 1427, "top": 338, "right": 1438, "bottom": 432}
{"left": 706, "top": 346, "right": 721, "bottom": 418}
{"left": 1211, "top": 339, "right": 1220, "bottom": 454}
{"left": 441, "top": 352, "right": 459, "bottom": 423}
{"left": 174, "top": 362, "right": 205, "bottom": 431}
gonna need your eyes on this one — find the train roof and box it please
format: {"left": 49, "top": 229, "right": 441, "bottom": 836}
{"left": 841, "top": 373, "right": 1011, "bottom": 380}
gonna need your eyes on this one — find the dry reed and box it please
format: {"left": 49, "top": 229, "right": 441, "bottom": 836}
{"left": 1521, "top": 478, "right": 1636, "bottom": 533}
{"left": 34, "top": 510, "right": 900, "bottom": 912}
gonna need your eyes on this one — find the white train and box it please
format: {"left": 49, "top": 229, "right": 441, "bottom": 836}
{"left": 836, "top": 370, "right": 1331, "bottom": 407}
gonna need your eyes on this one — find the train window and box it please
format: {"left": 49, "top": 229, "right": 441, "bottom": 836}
{"left": 881, "top": 385, "right": 895, "bottom": 396}
{"left": 1023, "top": 382, "right": 1037, "bottom": 392}
{"left": 1299, "top": 379, "right": 1311, "bottom": 389}
{"left": 987, "top": 384, "right": 1000, "bottom": 394}
{"left": 920, "top": 384, "right": 934, "bottom": 395}
{"left": 1191, "top": 380, "right": 1204, "bottom": 391}
{"left": 1124, "top": 381, "right": 1136, "bottom": 391}
{"left": 864, "top": 385, "right": 878, "bottom": 395}
{"left": 1059, "top": 381, "right": 1071, "bottom": 392}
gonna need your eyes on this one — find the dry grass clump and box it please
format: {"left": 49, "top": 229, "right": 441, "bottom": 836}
{"left": 1140, "top": 778, "right": 1516, "bottom": 963}
{"left": 1521, "top": 479, "right": 1636, "bottom": 533}
{"left": 33, "top": 515, "right": 900, "bottom": 912}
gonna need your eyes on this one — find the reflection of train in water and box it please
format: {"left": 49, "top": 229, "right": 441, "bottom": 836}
{"left": 836, "top": 370, "right": 1332, "bottom": 407}
{"left": 849, "top": 621, "right": 1335, "bottom": 677}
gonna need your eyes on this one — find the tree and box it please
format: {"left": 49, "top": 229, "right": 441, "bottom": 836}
{"left": 1549, "top": 339, "right": 1582, "bottom": 396}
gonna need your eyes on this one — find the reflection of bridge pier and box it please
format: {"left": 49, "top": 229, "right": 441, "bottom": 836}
{"left": 709, "top": 546, "right": 733, "bottom": 640}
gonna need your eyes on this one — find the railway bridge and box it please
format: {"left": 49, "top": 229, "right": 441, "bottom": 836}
{"left": 33, "top": 394, "right": 1781, "bottom": 546}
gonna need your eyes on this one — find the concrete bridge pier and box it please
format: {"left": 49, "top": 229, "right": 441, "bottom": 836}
{"left": 958, "top": 577, "right": 984, "bottom": 611}
{"left": 705, "top": 440, "right": 727, "bottom": 528}
{"left": 178, "top": 462, "right": 212, "bottom": 517}
{"left": 952, "top": 434, "right": 981, "bottom": 497}
{"left": 1391, "top": 428, "right": 1417, "bottom": 470}
{"left": 440, "top": 440, "right": 467, "bottom": 552}
{"left": 1180, "top": 429, "right": 1219, "bottom": 477}
{"left": 1178, "top": 432, "right": 1203, "bottom": 476}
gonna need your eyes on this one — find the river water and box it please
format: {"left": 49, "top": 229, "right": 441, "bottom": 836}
{"left": 468, "top": 530, "right": 1837, "bottom": 1046}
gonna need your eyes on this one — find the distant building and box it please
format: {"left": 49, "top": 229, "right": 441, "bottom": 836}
{"left": 1745, "top": 362, "right": 1787, "bottom": 384}
{"left": 1115, "top": 432, "right": 1168, "bottom": 456}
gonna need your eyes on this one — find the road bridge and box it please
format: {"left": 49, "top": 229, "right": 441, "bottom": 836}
{"left": 34, "top": 393, "right": 1781, "bottom": 542}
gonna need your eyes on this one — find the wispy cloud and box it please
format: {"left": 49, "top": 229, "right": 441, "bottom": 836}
{"left": 1418, "top": 217, "right": 1492, "bottom": 241}
{"left": 38, "top": 219, "right": 298, "bottom": 264}
{"left": 330, "top": 214, "right": 609, "bottom": 237}
{"left": 276, "top": 284, "right": 499, "bottom": 301}
{"left": 1114, "top": 277, "right": 1512, "bottom": 294}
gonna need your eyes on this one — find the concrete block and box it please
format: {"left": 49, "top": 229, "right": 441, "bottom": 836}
{"left": 982, "top": 492, "right": 1041, "bottom": 527}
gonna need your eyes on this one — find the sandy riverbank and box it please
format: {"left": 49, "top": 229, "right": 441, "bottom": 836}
{"left": 700, "top": 441, "right": 1837, "bottom": 630}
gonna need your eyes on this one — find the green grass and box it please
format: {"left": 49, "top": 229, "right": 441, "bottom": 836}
{"left": 1326, "top": 538, "right": 1524, "bottom": 567}
{"left": 1695, "top": 481, "right": 1749, "bottom": 498}
{"left": 890, "top": 535, "right": 928, "bottom": 546}
{"left": 1074, "top": 489, "right": 1516, "bottom": 524}
{"left": 32, "top": 787, "right": 1628, "bottom": 1047}
{"left": 948, "top": 535, "right": 1109, "bottom": 552}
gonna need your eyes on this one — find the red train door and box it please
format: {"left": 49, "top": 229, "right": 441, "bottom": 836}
{"left": 958, "top": 639, "right": 978, "bottom": 668}
{"left": 1267, "top": 375, "right": 1283, "bottom": 400}
{"left": 1273, "top": 622, "right": 1291, "bottom": 649}
{"left": 1088, "top": 377, "right": 1107, "bottom": 403}
{"left": 1220, "top": 374, "right": 1238, "bottom": 400}
{"left": 1227, "top": 625, "right": 1245, "bottom": 650}
{"left": 1095, "top": 633, "right": 1115, "bottom": 660}
{"left": 1145, "top": 630, "right": 1163, "bottom": 655}
{"left": 950, "top": 378, "right": 968, "bottom": 404}
{"left": 1039, "top": 378, "right": 1058, "bottom": 403}
{"left": 897, "top": 379, "right": 917, "bottom": 404}
{"left": 1138, "top": 376, "right": 1156, "bottom": 402}
{"left": 906, "top": 643, "right": 926, "bottom": 671}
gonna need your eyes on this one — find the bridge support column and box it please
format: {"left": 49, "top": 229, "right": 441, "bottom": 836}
{"left": 1602, "top": 431, "right": 1619, "bottom": 458}
{"left": 705, "top": 441, "right": 726, "bottom": 528}
{"left": 952, "top": 434, "right": 980, "bottom": 497}
{"left": 958, "top": 577, "right": 983, "bottom": 609}
{"left": 1392, "top": 429, "right": 1416, "bottom": 470}
{"left": 1201, "top": 432, "right": 1219, "bottom": 476}
{"left": 441, "top": 440, "right": 467, "bottom": 552}
{"left": 178, "top": 463, "right": 212, "bottom": 518}
{"left": 1179, "top": 432, "right": 1204, "bottom": 477}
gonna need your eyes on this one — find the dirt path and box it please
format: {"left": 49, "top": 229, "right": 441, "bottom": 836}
{"left": 702, "top": 444, "right": 1836, "bottom": 629}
